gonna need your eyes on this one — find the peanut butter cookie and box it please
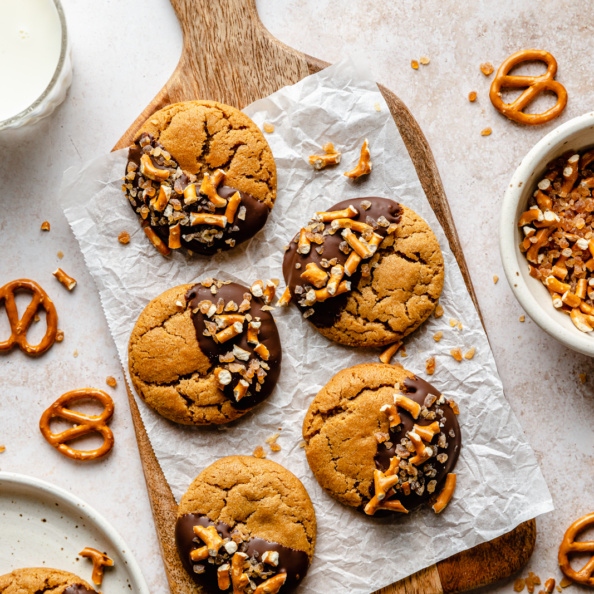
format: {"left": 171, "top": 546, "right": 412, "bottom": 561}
{"left": 0, "top": 568, "right": 95, "bottom": 593}
{"left": 128, "top": 279, "right": 282, "bottom": 425}
{"left": 176, "top": 456, "right": 316, "bottom": 593}
{"left": 123, "top": 100, "right": 276, "bottom": 256}
{"left": 303, "top": 363, "right": 461, "bottom": 516}
{"left": 281, "top": 197, "right": 444, "bottom": 347}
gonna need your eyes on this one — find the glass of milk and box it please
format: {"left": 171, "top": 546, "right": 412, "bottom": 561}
{"left": 0, "top": 0, "right": 72, "bottom": 130}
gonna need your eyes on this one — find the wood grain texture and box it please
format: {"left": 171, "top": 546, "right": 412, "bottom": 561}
{"left": 115, "top": 1, "right": 536, "bottom": 592}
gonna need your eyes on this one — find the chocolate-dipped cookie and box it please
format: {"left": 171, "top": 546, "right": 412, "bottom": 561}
{"left": 122, "top": 100, "right": 276, "bottom": 256}
{"left": 281, "top": 197, "right": 444, "bottom": 347}
{"left": 128, "top": 278, "right": 282, "bottom": 425}
{"left": 0, "top": 568, "right": 96, "bottom": 593}
{"left": 176, "top": 456, "right": 316, "bottom": 593}
{"left": 302, "top": 363, "right": 460, "bottom": 516}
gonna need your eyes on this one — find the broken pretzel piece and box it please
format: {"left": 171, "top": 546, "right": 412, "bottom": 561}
{"left": 53, "top": 268, "right": 77, "bottom": 291}
{"left": 344, "top": 139, "right": 372, "bottom": 179}
{"left": 79, "top": 547, "right": 114, "bottom": 586}
{"left": 308, "top": 142, "right": 342, "bottom": 170}
{"left": 190, "top": 525, "right": 224, "bottom": 562}
{"left": 254, "top": 573, "right": 287, "bottom": 594}
{"left": 379, "top": 341, "right": 402, "bottom": 364}
{"left": 432, "top": 473, "right": 456, "bottom": 514}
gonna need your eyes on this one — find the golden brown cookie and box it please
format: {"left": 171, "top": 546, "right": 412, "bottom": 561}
{"left": 128, "top": 279, "right": 282, "bottom": 425}
{"left": 175, "top": 456, "right": 316, "bottom": 593}
{"left": 0, "top": 568, "right": 96, "bottom": 593}
{"left": 281, "top": 198, "right": 444, "bottom": 347}
{"left": 123, "top": 100, "right": 277, "bottom": 256}
{"left": 303, "top": 363, "right": 461, "bottom": 516}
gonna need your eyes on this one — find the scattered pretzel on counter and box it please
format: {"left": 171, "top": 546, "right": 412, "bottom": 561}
{"left": 79, "top": 547, "right": 114, "bottom": 585}
{"left": 558, "top": 512, "right": 594, "bottom": 587}
{"left": 489, "top": 49, "right": 567, "bottom": 125}
{"left": 39, "top": 388, "right": 115, "bottom": 461}
{"left": 0, "top": 279, "right": 58, "bottom": 356}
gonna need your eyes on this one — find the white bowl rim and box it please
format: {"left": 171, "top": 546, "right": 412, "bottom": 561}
{"left": 500, "top": 110, "right": 594, "bottom": 357}
{"left": 0, "top": 471, "right": 150, "bottom": 593}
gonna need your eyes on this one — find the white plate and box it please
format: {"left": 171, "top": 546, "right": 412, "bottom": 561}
{"left": 0, "top": 472, "right": 149, "bottom": 592}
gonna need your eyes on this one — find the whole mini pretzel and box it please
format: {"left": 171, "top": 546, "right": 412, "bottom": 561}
{"left": 0, "top": 279, "right": 58, "bottom": 356}
{"left": 39, "top": 389, "right": 115, "bottom": 461}
{"left": 558, "top": 512, "right": 594, "bottom": 586}
{"left": 489, "top": 49, "right": 567, "bottom": 125}
{"left": 79, "top": 546, "right": 114, "bottom": 585}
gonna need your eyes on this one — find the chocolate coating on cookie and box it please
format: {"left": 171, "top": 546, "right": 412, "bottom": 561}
{"left": 303, "top": 363, "right": 460, "bottom": 515}
{"left": 125, "top": 137, "right": 270, "bottom": 255}
{"left": 282, "top": 197, "right": 402, "bottom": 328}
{"left": 185, "top": 282, "right": 282, "bottom": 409}
{"left": 373, "top": 376, "right": 460, "bottom": 512}
{"left": 176, "top": 515, "right": 309, "bottom": 592}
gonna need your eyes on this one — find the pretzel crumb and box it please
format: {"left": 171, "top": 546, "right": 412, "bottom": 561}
{"left": 433, "top": 331, "right": 443, "bottom": 342}
{"left": 0, "top": 446, "right": 5, "bottom": 454}
{"left": 464, "top": 347, "right": 476, "bottom": 360}
{"left": 34, "top": 314, "right": 40, "bottom": 323}
{"left": 480, "top": 62, "right": 494, "bottom": 76}
{"left": 106, "top": 376, "right": 117, "bottom": 388}
{"left": 263, "top": 123, "right": 275, "bottom": 134}
{"left": 56, "top": 330, "right": 64, "bottom": 342}
{"left": 420, "top": 56, "right": 430, "bottom": 65}
{"left": 559, "top": 576, "right": 572, "bottom": 588}
{"left": 373, "top": 102, "right": 381, "bottom": 112}
{"left": 450, "top": 348, "right": 463, "bottom": 362}
{"left": 493, "top": 275, "right": 499, "bottom": 284}
{"left": 481, "top": 127, "right": 492, "bottom": 136}
{"left": 525, "top": 572, "right": 541, "bottom": 592}
{"left": 543, "top": 578, "right": 556, "bottom": 593}
{"left": 40, "top": 221, "right": 50, "bottom": 231}
{"left": 118, "top": 230, "right": 130, "bottom": 244}
{"left": 514, "top": 578, "right": 525, "bottom": 592}
{"left": 579, "top": 373, "right": 587, "bottom": 384}
{"left": 299, "top": 441, "right": 306, "bottom": 448}
{"left": 434, "top": 304, "right": 444, "bottom": 318}
{"left": 425, "top": 356, "right": 436, "bottom": 375}
{"left": 57, "top": 251, "right": 64, "bottom": 259}
{"left": 309, "top": 142, "right": 342, "bottom": 170}
{"left": 519, "top": 315, "right": 526, "bottom": 322}
{"left": 468, "top": 91, "right": 477, "bottom": 102}
{"left": 449, "top": 318, "right": 458, "bottom": 327}
{"left": 411, "top": 59, "right": 419, "bottom": 70}
{"left": 266, "top": 433, "right": 281, "bottom": 452}
{"left": 73, "top": 350, "right": 79, "bottom": 358}
{"left": 400, "top": 347, "right": 408, "bottom": 358}
{"left": 253, "top": 445, "right": 266, "bottom": 458}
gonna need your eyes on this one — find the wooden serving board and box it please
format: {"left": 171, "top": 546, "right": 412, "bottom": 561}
{"left": 114, "top": 1, "right": 536, "bottom": 592}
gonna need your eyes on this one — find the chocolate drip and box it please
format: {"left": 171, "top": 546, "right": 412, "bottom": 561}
{"left": 126, "top": 142, "right": 270, "bottom": 256}
{"left": 63, "top": 585, "right": 96, "bottom": 594}
{"left": 373, "top": 375, "right": 461, "bottom": 511}
{"left": 175, "top": 514, "right": 310, "bottom": 593}
{"left": 185, "top": 282, "right": 282, "bottom": 409}
{"left": 282, "top": 197, "right": 402, "bottom": 328}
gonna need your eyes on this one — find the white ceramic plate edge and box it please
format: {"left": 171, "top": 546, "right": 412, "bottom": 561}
{"left": 0, "top": 471, "right": 150, "bottom": 593}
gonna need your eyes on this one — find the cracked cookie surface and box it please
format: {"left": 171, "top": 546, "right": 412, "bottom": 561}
{"left": 0, "top": 568, "right": 95, "bottom": 593}
{"left": 176, "top": 456, "right": 316, "bottom": 592}
{"left": 124, "top": 100, "right": 276, "bottom": 255}
{"left": 128, "top": 280, "right": 282, "bottom": 425}
{"left": 302, "top": 363, "right": 460, "bottom": 514}
{"left": 282, "top": 198, "right": 444, "bottom": 348}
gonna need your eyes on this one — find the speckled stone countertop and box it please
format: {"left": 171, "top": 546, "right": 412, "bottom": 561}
{"left": 0, "top": 1, "right": 592, "bottom": 592}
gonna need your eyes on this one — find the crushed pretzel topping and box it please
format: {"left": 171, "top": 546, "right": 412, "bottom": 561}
{"left": 263, "top": 123, "right": 275, "bottom": 133}
{"left": 450, "top": 348, "right": 463, "bottom": 362}
{"left": 253, "top": 445, "right": 266, "bottom": 458}
{"left": 53, "top": 268, "right": 77, "bottom": 291}
{"left": 425, "top": 356, "right": 436, "bottom": 375}
{"left": 265, "top": 433, "right": 281, "bottom": 452}
{"left": 433, "top": 331, "right": 443, "bottom": 342}
{"left": 308, "top": 142, "right": 342, "bottom": 170}
{"left": 118, "top": 230, "right": 131, "bottom": 244}
{"left": 379, "top": 341, "right": 402, "bottom": 364}
{"left": 468, "top": 91, "right": 477, "bottom": 102}
{"left": 419, "top": 56, "right": 430, "bottom": 65}
{"left": 481, "top": 127, "right": 492, "bottom": 137}
{"left": 40, "top": 221, "right": 50, "bottom": 231}
{"left": 464, "top": 347, "right": 476, "bottom": 360}
{"left": 105, "top": 376, "right": 117, "bottom": 388}
{"left": 434, "top": 304, "right": 444, "bottom": 318}
{"left": 411, "top": 59, "right": 419, "bottom": 70}
{"left": 493, "top": 275, "right": 499, "bottom": 284}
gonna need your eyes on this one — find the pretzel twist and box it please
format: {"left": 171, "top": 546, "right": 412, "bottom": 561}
{"left": 79, "top": 547, "right": 114, "bottom": 585}
{"left": 489, "top": 49, "right": 567, "bottom": 125}
{"left": 39, "top": 389, "right": 115, "bottom": 460}
{"left": 558, "top": 512, "right": 594, "bottom": 586}
{"left": 0, "top": 279, "right": 58, "bottom": 356}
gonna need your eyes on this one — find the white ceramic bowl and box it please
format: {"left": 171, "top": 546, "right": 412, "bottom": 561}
{"left": 500, "top": 111, "right": 594, "bottom": 357}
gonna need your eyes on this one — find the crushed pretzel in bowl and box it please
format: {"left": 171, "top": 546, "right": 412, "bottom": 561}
{"left": 518, "top": 148, "right": 594, "bottom": 333}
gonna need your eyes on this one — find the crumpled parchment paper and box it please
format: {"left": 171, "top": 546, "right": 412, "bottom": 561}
{"left": 61, "top": 58, "right": 553, "bottom": 593}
